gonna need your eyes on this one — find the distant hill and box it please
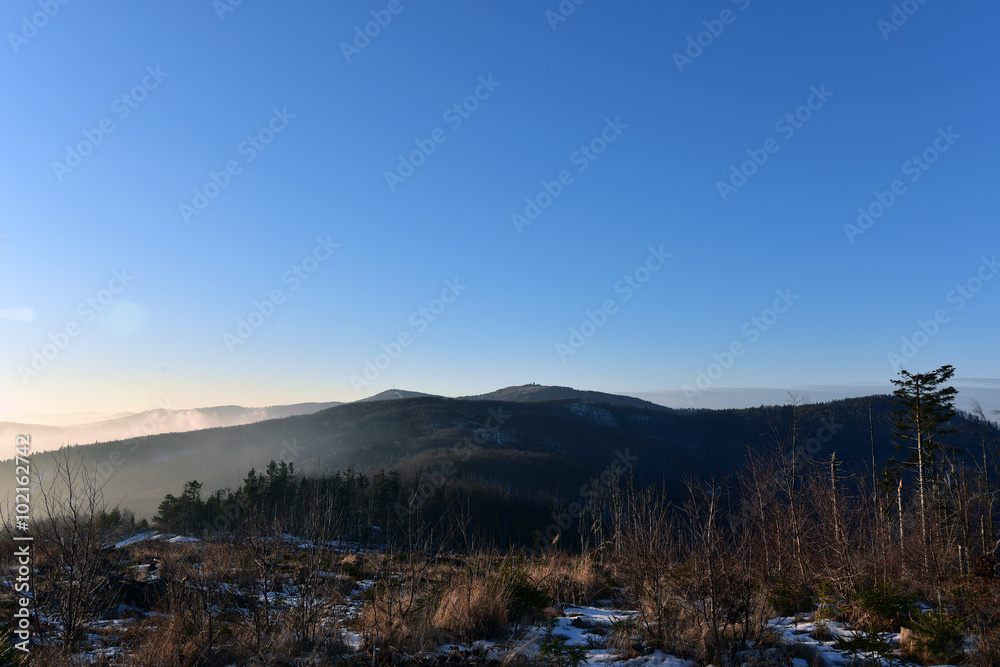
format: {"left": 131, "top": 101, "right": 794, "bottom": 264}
{"left": 358, "top": 389, "right": 437, "bottom": 402}
{"left": 3, "top": 387, "right": 995, "bottom": 521}
{"left": 0, "top": 401, "right": 342, "bottom": 452}
{"left": 2, "top": 411, "right": 135, "bottom": 426}
{"left": 461, "top": 384, "right": 673, "bottom": 412}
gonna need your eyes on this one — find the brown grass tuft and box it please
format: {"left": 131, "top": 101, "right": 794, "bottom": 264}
{"left": 433, "top": 577, "right": 510, "bottom": 641}
{"left": 528, "top": 553, "right": 609, "bottom": 605}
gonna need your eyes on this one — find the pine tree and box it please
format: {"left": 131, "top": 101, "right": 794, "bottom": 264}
{"left": 890, "top": 364, "right": 957, "bottom": 575}
{"left": 154, "top": 493, "right": 180, "bottom": 530}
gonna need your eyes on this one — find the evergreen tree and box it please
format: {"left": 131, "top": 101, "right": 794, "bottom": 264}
{"left": 154, "top": 493, "right": 180, "bottom": 530}
{"left": 890, "top": 364, "right": 957, "bottom": 574}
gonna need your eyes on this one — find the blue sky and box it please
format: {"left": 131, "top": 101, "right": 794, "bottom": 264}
{"left": 1, "top": 0, "right": 998, "bottom": 419}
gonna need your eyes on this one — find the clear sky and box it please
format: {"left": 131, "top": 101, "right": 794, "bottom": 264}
{"left": 1, "top": 1, "right": 998, "bottom": 420}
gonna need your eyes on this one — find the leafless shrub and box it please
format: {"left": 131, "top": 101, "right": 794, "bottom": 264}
{"left": 357, "top": 546, "right": 439, "bottom": 655}
{"left": 0, "top": 451, "right": 125, "bottom": 654}
{"left": 966, "top": 618, "right": 1000, "bottom": 667}
{"left": 611, "top": 484, "right": 687, "bottom": 653}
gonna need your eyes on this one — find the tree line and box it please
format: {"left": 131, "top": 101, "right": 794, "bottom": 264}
{"left": 150, "top": 366, "right": 1000, "bottom": 586}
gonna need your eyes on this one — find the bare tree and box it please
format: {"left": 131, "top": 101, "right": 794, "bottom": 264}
{"left": 22, "top": 451, "right": 123, "bottom": 653}
{"left": 612, "top": 483, "right": 682, "bottom": 650}
{"left": 234, "top": 504, "right": 285, "bottom": 654}
{"left": 287, "top": 488, "right": 342, "bottom": 648}
{"left": 971, "top": 400, "right": 998, "bottom": 553}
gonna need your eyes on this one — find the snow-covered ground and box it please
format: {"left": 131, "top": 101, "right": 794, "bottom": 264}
{"left": 32, "top": 584, "right": 973, "bottom": 667}
{"left": 112, "top": 530, "right": 161, "bottom": 548}
{"left": 10, "top": 536, "right": 965, "bottom": 665}
{"left": 435, "top": 604, "right": 693, "bottom": 666}
{"left": 771, "top": 614, "right": 956, "bottom": 667}
{"left": 111, "top": 530, "right": 201, "bottom": 549}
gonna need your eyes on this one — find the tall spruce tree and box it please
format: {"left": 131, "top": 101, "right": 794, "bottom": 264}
{"left": 890, "top": 364, "right": 957, "bottom": 574}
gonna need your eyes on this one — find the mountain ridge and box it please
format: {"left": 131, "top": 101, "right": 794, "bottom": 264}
{"left": 458, "top": 384, "right": 674, "bottom": 411}
{"left": 0, "top": 401, "right": 343, "bottom": 452}
{"left": 4, "top": 385, "right": 995, "bottom": 521}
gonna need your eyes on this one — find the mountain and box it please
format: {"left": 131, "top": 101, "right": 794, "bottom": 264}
{"left": 358, "top": 389, "right": 437, "bottom": 402}
{"left": 4, "top": 387, "right": 995, "bottom": 521}
{"left": 1, "top": 411, "right": 136, "bottom": 426}
{"left": 460, "top": 384, "right": 673, "bottom": 411}
{"left": 0, "top": 401, "right": 342, "bottom": 452}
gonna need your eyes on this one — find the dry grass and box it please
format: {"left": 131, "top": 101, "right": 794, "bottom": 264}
{"left": 114, "top": 613, "right": 233, "bottom": 666}
{"left": 110, "top": 603, "right": 353, "bottom": 666}
{"left": 355, "top": 551, "right": 550, "bottom": 653}
{"left": 358, "top": 594, "right": 438, "bottom": 655}
{"left": 527, "top": 553, "right": 609, "bottom": 605}
{"left": 966, "top": 620, "right": 1000, "bottom": 667}
{"left": 433, "top": 576, "right": 510, "bottom": 641}
{"left": 21, "top": 644, "right": 73, "bottom": 666}
{"left": 606, "top": 614, "right": 644, "bottom": 660}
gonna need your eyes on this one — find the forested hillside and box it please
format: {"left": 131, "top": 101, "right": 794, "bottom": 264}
{"left": 4, "top": 389, "right": 993, "bottom": 525}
